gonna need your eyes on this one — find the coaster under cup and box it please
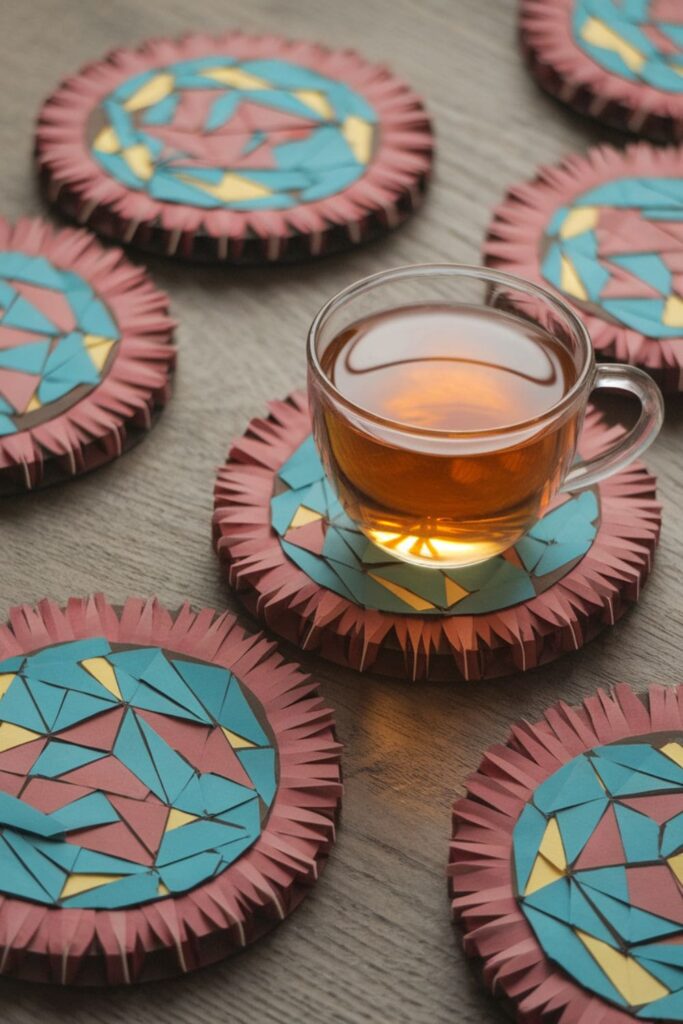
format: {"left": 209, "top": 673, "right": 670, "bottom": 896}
{"left": 0, "top": 217, "right": 175, "bottom": 491}
{"left": 36, "top": 32, "right": 434, "bottom": 262}
{"left": 521, "top": 0, "right": 683, "bottom": 142}
{"left": 450, "top": 683, "right": 683, "bottom": 1024}
{"left": 212, "top": 392, "right": 661, "bottom": 683}
{"left": 486, "top": 142, "right": 683, "bottom": 394}
{"left": 0, "top": 595, "right": 341, "bottom": 984}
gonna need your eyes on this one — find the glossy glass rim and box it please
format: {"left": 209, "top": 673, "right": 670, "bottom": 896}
{"left": 306, "top": 262, "right": 595, "bottom": 438}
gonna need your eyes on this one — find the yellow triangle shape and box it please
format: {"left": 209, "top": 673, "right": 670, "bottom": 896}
{"left": 81, "top": 657, "right": 122, "bottom": 700}
{"left": 84, "top": 335, "right": 116, "bottom": 372}
{"left": 581, "top": 17, "right": 645, "bottom": 73}
{"left": 668, "top": 851, "right": 683, "bottom": 885}
{"left": 123, "top": 72, "right": 174, "bottom": 112}
{"left": 182, "top": 172, "right": 271, "bottom": 204}
{"left": 200, "top": 67, "right": 268, "bottom": 90}
{"left": 222, "top": 727, "right": 256, "bottom": 750}
{"left": 61, "top": 873, "right": 124, "bottom": 900}
{"left": 661, "top": 741, "right": 683, "bottom": 768}
{"left": 0, "top": 673, "right": 15, "bottom": 698}
{"left": 445, "top": 577, "right": 469, "bottom": 607}
{"left": 24, "top": 393, "right": 41, "bottom": 413}
{"left": 559, "top": 206, "right": 598, "bottom": 239}
{"left": 342, "top": 115, "right": 373, "bottom": 164}
{"left": 294, "top": 89, "right": 333, "bottom": 120}
{"left": 368, "top": 572, "right": 435, "bottom": 612}
{"left": 122, "top": 144, "right": 154, "bottom": 181}
{"left": 538, "top": 816, "right": 567, "bottom": 871}
{"left": 525, "top": 853, "right": 565, "bottom": 895}
{"left": 560, "top": 255, "right": 588, "bottom": 301}
{"left": 577, "top": 930, "right": 668, "bottom": 1005}
{"left": 166, "top": 808, "right": 198, "bottom": 832}
{"left": 290, "top": 505, "right": 324, "bottom": 529}
{"left": 0, "top": 722, "right": 41, "bottom": 752}
{"left": 92, "top": 125, "right": 120, "bottom": 154}
{"left": 663, "top": 296, "right": 683, "bottom": 328}
{"left": 158, "top": 882, "right": 170, "bottom": 896}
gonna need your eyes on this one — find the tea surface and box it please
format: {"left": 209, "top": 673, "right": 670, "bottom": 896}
{"left": 321, "top": 304, "right": 576, "bottom": 432}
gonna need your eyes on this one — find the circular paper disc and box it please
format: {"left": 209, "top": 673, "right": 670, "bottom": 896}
{"left": 0, "top": 217, "right": 175, "bottom": 491}
{"left": 0, "top": 595, "right": 341, "bottom": 984}
{"left": 521, "top": 0, "right": 683, "bottom": 141}
{"left": 485, "top": 142, "right": 683, "bottom": 393}
{"left": 450, "top": 683, "right": 683, "bottom": 1024}
{"left": 212, "top": 392, "right": 660, "bottom": 683}
{"left": 36, "top": 32, "right": 433, "bottom": 263}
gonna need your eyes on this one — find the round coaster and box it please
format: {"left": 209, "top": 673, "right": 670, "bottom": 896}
{"left": 450, "top": 683, "right": 683, "bottom": 1024}
{"left": 0, "top": 595, "right": 341, "bottom": 985}
{"left": 212, "top": 392, "right": 660, "bottom": 683}
{"left": 36, "top": 32, "right": 433, "bottom": 263}
{"left": 0, "top": 218, "right": 175, "bottom": 492}
{"left": 485, "top": 142, "right": 683, "bottom": 393}
{"left": 521, "top": 0, "right": 683, "bottom": 141}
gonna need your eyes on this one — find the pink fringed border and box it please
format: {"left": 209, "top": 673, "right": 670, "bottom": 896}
{"left": 449, "top": 683, "right": 683, "bottom": 1024}
{"left": 212, "top": 392, "right": 661, "bottom": 683}
{"left": 520, "top": 0, "right": 683, "bottom": 141}
{"left": 485, "top": 142, "right": 683, "bottom": 393}
{"left": 0, "top": 595, "right": 342, "bottom": 985}
{"left": 36, "top": 32, "right": 434, "bottom": 262}
{"left": 0, "top": 218, "right": 175, "bottom": 490}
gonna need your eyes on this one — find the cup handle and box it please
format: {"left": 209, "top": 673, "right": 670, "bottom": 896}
{"left": 561, "top": 364, "right": 664, "bottom": 492}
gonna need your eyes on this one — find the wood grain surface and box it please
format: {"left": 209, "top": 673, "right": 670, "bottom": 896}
{"left": 0, "top": 1, "right": 681, "bottom": 1021}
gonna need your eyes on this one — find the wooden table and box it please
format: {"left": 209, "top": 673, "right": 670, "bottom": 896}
{"left": 0, "top": 0, "right": 680, "bottom": 1021}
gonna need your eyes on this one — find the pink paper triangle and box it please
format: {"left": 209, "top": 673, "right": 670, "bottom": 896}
{"left": 0, "top": 368, "right": 41, "bottom": 413}
{"left": 13, "top": 282, "right": 75, "bottom": 334}
{"left": 109, "top": 793, "right": 169, "bottom": 855}
{"left": 55, "top": 706, "right": 125, "bottom": 752}
{"left": 574, "top": 803, "right": 624, "bottom": 869}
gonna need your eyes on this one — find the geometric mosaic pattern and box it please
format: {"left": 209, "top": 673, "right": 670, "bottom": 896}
{"left": 542, "top": 176, "right": 683, "bottom": 340}
{"left": 0, "top": 252, "right": 119, "bottom": 435}
{"left": 214, "top": 392, "right": 661, "bottom": 681}
{"left": 514, "top": 737, "right": 683, "bottom": 1019}
{"left": 449, "top": 686, "right": 683, "bottom": 1024}
{"left": 37, "top": 34, "right": 433, "bottom": 264}
{"left": 272, "top": 434, "right": 601, "bottom": 616}
{"left": 573, "top": 0, "right": 683, "bottom": 93}
{"left": 0, "top": 639, "right": 276, "bottom": 909}
{"left": 91, "top": 57, "right": 378, "bottom": 211}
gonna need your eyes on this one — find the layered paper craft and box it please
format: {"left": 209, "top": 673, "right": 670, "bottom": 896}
{"left": 36, "top": 32, "right": 433, "bottom": 262}
{"left": 486, "top": 142, "right": 683, "bottom": 393}
{"left": 450, "top": 683, "right": 683, "bottom": 1024}
{"left": 521, "top": 0, "right": 683, "bottom": 141}
{"left": 212, "top": 392, "right": 660, "bottom": 682}
{"left": 0, "top": 595, "right": 341, "bottom": 984}
{"left": 0, "top": 217, "right": 175, "bottom": 491}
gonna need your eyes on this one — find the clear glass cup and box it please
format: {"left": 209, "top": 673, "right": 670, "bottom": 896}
{"left": 307, "top": 264, "right": 664, "bottom": 569}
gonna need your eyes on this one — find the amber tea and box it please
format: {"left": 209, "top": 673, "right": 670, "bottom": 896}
{"left": 313, "top": 303, "right": 581, "bottom": 567}
{"left": 308, "top": 265, "right": 663, "bottom": 570}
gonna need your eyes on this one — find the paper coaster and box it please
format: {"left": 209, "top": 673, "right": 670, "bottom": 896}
{"left": 450, "top": 683, "right": 683, "bottom": 1024}
{"left": 485, "top": 142, "right": 683, "bottom": 393}
{"left": 36, "top": 32, "right": 433, "bottom": 263}
{"left": 212, "top": 392, "right": 660, "bottom": 683}
{"left": 0, "top": 596, "right": 341, "bottom": 985}
{"left": 0, "top": 218, "right": 175, "bottom": 492}
{"left": 521, "top": 0, "right": 683, "bottom": 141}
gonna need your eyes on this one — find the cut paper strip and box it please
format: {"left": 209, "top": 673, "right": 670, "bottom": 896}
{"left": 37, "top": 32, "right": 433, "bottom": 263}
{"left": 450, "top": 684, "right": 683, "bottom": 1024}
{"left": 0, "top": 596, "right": 341, "bottom": 984}
{"left": 0, "top": 217, "right": 175, "bottom": 493}
{"left": 213, "top": 392, "right": 660, "bottom": 681}
{"left": 520, "top": 0, "right": 683, "bottom": 141}
{"left": 486, "top": 141, "right": 683, "bottom": 392}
